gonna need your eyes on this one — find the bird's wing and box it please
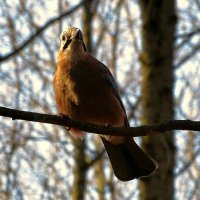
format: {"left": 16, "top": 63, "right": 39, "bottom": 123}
{"left": 101, "top": 63, "right": 130, "bottom": 127}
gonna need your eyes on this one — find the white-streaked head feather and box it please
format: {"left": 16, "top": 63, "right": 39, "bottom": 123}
{"left": 59, "top": 27, "right": 86, "bottom": 53}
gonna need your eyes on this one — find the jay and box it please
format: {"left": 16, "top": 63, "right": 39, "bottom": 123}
{"left": 53, "top": 27, "right": 157, "bottom": 181}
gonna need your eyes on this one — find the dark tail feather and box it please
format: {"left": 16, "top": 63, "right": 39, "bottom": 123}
{"left": 101, "top": 137, "right": 157, "bottom": 181}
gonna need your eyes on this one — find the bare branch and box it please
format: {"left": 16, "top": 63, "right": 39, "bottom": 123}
{"left": 0, "top": 0, "right": 84, "bottom": 62}
{"left": 175, "top": 147, "right": 200, "bottom": 177}
{"left": 0, "top": 106, "right": 200, "bottom": 137}
{"left": 85, "top": 150, "right": 105, "bottom": 169}
{"left": 175, "top": 44, "right": 200, "bottom": 68}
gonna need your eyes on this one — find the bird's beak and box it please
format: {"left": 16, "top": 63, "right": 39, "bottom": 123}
{"left": 62, "top": 29, "right": 83, "bottom": 50}
{"left": 71, "top": 29, "right": 82, "bottom": 41}
{"left": 73, "top": 29, "right": 86, "bottom": 51}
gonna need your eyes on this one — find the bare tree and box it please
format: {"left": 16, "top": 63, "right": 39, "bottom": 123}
{"left": 0, "top": 0, "right": 200, "bottom": 199}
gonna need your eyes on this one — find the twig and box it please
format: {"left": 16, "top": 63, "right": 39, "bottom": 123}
{"left": 0, "top": 1, "right": 84, "bottom": 62}
{"left": 0, "top": 106, "right": 200, "bottom": 137}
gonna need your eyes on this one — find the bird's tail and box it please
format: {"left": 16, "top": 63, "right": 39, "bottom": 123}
{"left": 101, "top": 137, "right": 158, "bottom": 181}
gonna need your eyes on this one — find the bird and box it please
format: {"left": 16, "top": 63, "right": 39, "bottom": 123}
{"left": 53, "top": 27, "right": 157, "bottom": 181}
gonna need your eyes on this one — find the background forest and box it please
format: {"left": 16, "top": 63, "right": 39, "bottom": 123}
{"left": 0, "top": 0, "right": 200, "bottom": 199}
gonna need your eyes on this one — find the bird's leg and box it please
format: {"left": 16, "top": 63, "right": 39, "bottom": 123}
{"left": 66, "top": 127, "right": 71, "bottom": 131}
{"left": 59, "top": 113, "right": 65, "bottom": 118}
{"left": 105, "top": 123, "right": 113, "bottom": 140}
{"left": 106, "top": 123, "right": 113, "bottom": 128}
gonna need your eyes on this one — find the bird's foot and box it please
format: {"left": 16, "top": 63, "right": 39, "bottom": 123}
{"left": 66, "top": 127, "right": 71, "bottom": 131}
{"left": 59, "top": 114, "right": 71, "bottom": 131}
{"left": 106, "top": 123, "right": 113, "bottom": 128}
{"left": 59, "top": 113, "right": 69, "bottom": 119}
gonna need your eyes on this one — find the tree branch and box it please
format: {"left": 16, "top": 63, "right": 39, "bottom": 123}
{"left": 0, "top": 106, "right": 200, "bottom": 137}
{"left": 0, "top": 0, "right": 84, "bottom": 62}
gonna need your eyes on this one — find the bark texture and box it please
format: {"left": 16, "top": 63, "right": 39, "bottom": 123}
{"left": 72, "top": 1, "right": 93, "bottom": 199}
{"left": 72, "top": 139, "right": 87, "bottom": 200}
{"left": 139, "top": 1, "right": 177, "bottom": 200}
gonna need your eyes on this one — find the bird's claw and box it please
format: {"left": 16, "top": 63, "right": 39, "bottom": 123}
{"left": 59, "top": 114, "right": 71, "bottom": 131}
{"left": 59, "top": 113, "right": 65, "bottom": 118}
{"left": 59, "top": 113, "right": 70, "bottom": 119}
{"left": 106, "top": 123, "right": 113, "bottom": 128}
{"left": 66, "top": 127, "right": 71, "bottom": 131}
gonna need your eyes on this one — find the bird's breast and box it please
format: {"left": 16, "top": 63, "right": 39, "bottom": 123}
{"left": 54, "top": 56, "right": 125, "bottom": 126}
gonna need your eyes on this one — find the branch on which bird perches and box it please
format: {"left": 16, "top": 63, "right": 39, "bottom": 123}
{"left": 0, "top": 106, "right": 199, "bottom": 137}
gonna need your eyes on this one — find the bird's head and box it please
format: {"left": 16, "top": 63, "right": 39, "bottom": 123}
{"left": 59, "top": 27, "right": 86, "bottom": 55}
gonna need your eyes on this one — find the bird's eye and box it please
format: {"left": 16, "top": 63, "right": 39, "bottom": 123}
{"left": 62, "top": 35, "right": 66, "bottom": 41}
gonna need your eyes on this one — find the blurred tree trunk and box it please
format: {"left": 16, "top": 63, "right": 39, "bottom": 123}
{"left": 139, "top": 1, "right": 177, "bottom": 200}
{"left": 94, "top": 139, "right": 105, "bottom": 200}
{"left": 83, "top": 0, "right": 93, "bottom": 52}
{"left": 72, "top": 139, "right": 87, "bottom": 200}
{"left": 83, "top": 1, "right": 107, "bottom": 199}
{"left": 72, "top": 1, "right": 93, "bottom": 200}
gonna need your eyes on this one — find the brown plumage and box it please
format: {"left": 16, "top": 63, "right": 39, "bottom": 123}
{"left": 53, "top": 27, "right": 157, "bottom": 181}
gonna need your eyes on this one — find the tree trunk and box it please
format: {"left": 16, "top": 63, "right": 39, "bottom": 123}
{"left": 95, "top": 139, "right": 105, "bottom": 200}
{"left": 82, "top": 0, "right": 93, "bottom": 53}
{"left": 139, "top": 1, "right": 177, "bottom": 200}
{"left": 72, "top": 139, "right": 87, "bottom": 200}
{"left": 72, "top": 1, "right": 93, "bottom": 199}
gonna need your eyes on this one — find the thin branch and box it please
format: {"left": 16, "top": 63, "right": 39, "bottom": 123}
{"left": 175, "top": 44, "right": 200, "bottom": 68}
{"left": 175, "top": 147, "right": 200, "bottom": 177}
{"left": 85, "top": 150, "right": 105, "bottom": 169}
{"left": 0, "top": 106, "right": 200, "bottom": 137}
{"left": 0, "top": 0, "right": 84, "bottom": 62}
